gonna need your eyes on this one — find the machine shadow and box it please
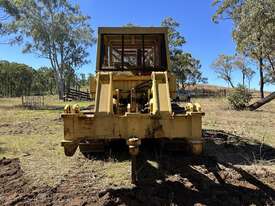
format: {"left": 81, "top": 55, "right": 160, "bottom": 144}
{"left": 101, "top": 155, "right": 275, "bottom": 205}
{"left": 203, "top": 129, "right": 275, "bottom": 165}
{"left": 88, "top": 129, "right": 275, "bottom": 205}
{"left": 84, "top": 129, "right": 275, "bottom": 165}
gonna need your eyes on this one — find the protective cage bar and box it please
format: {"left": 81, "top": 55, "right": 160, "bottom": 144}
{"left": 99, "top": 34, "right": 168, "bottom": 72}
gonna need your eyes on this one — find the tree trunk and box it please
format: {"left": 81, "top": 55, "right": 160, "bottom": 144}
{"left": 58, "top": 79, "right": 65, "bottom": 100}
{"left": 259, "top": 57, "right": 264, "bottom": 99}
{"left": 228, "top": 79, "right": 235, "bottom": 88}
{"left": 248, "top": 91, "right": 275, "bottom": 111}
{"left": 53, "top": 69, "right": 64, "bottom": 100}
{"left": 242, "top": 72, "right": 245, "bottom": 87}
{"left": 49, "top": 82, "right": 53, "bottom": 95}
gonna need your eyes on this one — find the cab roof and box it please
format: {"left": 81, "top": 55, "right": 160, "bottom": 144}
{"left": 98, "top": 27, "right": 169, "bottom": 35}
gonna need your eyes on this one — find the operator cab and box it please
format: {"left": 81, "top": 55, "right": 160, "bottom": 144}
{"left": 97, "top": 27, "right": 169, "bottom": 73}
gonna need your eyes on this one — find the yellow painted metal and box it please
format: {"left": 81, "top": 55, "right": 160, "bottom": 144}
{"left": 94, "top": 72, "right": 113, "bottom": 115}
{"left": 72, "top": 104, "right": 80, "bottom": 113}
{"left": 61, "top": 27, "right": 204, "bottom": 157}
{"left": 64, "top": 104, "right": 71, "bottom": 114}
{"left": 151, "top": 72, "right": 172, "bottom": 115}
{"left": 89, "top": 77, "right": 96, "bottom": 98}
{"left": 62, "top": 111, "right": 203, "bottom": 142}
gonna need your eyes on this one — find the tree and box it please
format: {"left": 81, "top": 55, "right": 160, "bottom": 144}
{"left": 0, "top": 61, "right": 59, "bottom": 96}
{"left": 0, "top": 60, "right": 33, "bottom": 96}
{"left": 161, "top": 17, "right": 186, "bottom": 56}
{"left": 212, "top": 0, "right": 275, "bottom": 99}
{"left": 64, "top": 66, "right": 77, "bottom": 91}
{"left": 245, "top": 68, "right": 255, "bottom": 90}
{"left": 0, "top": 0, "right": 96, "bottom": 99}
{"left": 161, "top": 17, "right": 206, "bottom": 88}
{"left": 248, "top": 92, "right": 275, "bottom": 111}
{"left": 212, "top": 54, "right": 235, "bottom": 88}
{"left": 0, "top": 0, "right": 22, "bottom": 44}
{"left": 31, "top": 67, "right": 56, "bottom": 95}
{"left": 213, "top": 0, "right": 275, "bottom": 110}
{"left": 232, "top": 0, "right": 274, "bottom": 98}
{"left": 171, "top": 51, "right": 207, "bottom": 88}
{"left": 232, "top": 54, "right": 254, "bottom": 87}
{"left": 79, "top": 73, "right": 87, "bottom": 87}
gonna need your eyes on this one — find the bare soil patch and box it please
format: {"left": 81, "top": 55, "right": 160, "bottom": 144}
{"left": 1, "top": 131, "right": 275, "bottom": 206}
{"left": 0, "top": 117, "right": 61, "bottom": 136}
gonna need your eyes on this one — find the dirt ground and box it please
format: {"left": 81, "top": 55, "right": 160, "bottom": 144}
{"left": 0, "top": 96, "right": 275, "bottom": 205}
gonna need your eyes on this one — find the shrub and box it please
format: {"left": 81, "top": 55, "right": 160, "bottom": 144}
{"left": 227, "top": 85, "right": 252, "bottom": 110}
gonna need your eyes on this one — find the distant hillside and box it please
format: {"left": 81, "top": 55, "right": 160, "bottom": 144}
{"left": 184, "top": 84, "right": 270, "bottom": 98}
{"left": 185, "top": 84, "right": 231, "bottom": 92}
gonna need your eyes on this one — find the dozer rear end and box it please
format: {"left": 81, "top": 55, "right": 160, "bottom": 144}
{"left": 61, "top": 27, "right": 204, "bottom": 183}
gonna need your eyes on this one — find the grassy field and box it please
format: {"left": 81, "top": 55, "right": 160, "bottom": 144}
{"left": 197, "top": 97, "right": 275, "bottom": 146}
{"left": 0, "top": 96, "right": 130, "bottom": 188}
{"left": 0, "top": 95, "right": 274, "bottom": 190}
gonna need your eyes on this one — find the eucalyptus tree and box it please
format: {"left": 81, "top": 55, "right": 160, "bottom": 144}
{"left": 245, "top": 68, "right": 255, "bottom": 90}
{"left": 64, "top": 66, "right": 77, "bottom": 91}
{"left": 212, "top": 0, "right": 275, "bottom": 98}
{"left": 0, "top": 61, "right": 33, "bottom": 96}
{"left": 0, "top": 0, "right": 96, "bottom": 99}
{"left": 161, "top": 17, "right": 186, "bottom": 56}
{"left": 0, "top": 0, "right": 25, "bottom": 45}
{"left": 171, "top": 51, "right": 207, "bottom": 88}
{"left": 233, "top": 55, "right": 253, "bottom": 87}
{"left": 212, "top": 54, "right": 235, "bottom": 88}
{"left": 0, "top": 61, "right": 59, "bottom": 96}
{"left": 161, "top": 17, "right": 207, "bottom": 88}
{"left": 32, "top": 67, "right": 56, "bottom": 95}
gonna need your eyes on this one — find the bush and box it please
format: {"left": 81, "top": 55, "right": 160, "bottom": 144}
{"left": 227, "top": 85, "right": 252, "bottom": 110}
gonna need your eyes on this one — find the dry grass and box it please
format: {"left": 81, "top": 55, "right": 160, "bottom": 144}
{"left": 0, "top": 96, "right": 100, "bottom": 187}
{"left": 0, "top": 95, "right": 274, "bottom": 189}
{"left": 194, "top": 97, "right": 275, "bottom": 146}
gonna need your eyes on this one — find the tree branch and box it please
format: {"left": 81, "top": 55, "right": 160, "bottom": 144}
{"left": 267, "top": 55, "right": 275, "bottom": 72}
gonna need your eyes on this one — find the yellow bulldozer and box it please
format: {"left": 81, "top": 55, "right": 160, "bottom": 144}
{"left": 61, "top": 27, "right": 204, "bottom": 183}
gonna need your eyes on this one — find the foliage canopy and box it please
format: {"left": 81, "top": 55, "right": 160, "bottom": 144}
{"left": 212, "top": 0, "right": 275, "bottom": 98}
{"left": 161, "top": 17, "right": 207, "bottom": 88}
{"left": 0, "top": 0, "right": 96, "bottom": 99}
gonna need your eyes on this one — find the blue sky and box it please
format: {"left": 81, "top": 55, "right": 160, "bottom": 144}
{"left": 0, "top": 0, "right": 274, "bottom": 91}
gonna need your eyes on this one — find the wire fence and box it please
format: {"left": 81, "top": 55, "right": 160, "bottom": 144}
{"left": 178, "top": 88, "right": 228, "bottom": 99}
{"left": 21, "top": 95, "right": 45, "bottom": 109}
